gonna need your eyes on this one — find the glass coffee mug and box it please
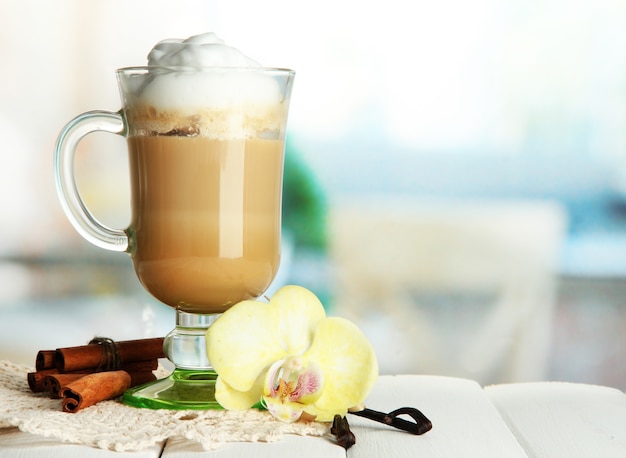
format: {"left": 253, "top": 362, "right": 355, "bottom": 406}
{"left": 54, "top": 67, "right": 295, "bottom": 409}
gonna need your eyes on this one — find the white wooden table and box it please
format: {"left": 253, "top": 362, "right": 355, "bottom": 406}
{"left": 1, "top": 375, "right": 625, "bottom": 457}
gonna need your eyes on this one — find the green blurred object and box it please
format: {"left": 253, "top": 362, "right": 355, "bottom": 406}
{"left": 282, "top": 138, "right": 327, "bottom": 251}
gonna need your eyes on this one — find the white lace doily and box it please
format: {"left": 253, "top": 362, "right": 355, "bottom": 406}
{"left": 0, "top": 360, "right": 329, "bottom": 451}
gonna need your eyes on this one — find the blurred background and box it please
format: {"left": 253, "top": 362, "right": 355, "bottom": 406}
{"left": 1, "top": 0, "right": 625, "bottom": 388}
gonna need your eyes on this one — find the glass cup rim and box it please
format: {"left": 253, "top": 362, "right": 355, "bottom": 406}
{"left": 116, "top": 66, "right": 295, "bottom": 75}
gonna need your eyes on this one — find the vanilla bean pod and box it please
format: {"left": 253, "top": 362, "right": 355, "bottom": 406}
{"left": 349, "top": 407, "right": 433, "bottom": 435}
{"left": 331, "top": 414, "right": 356, "bottom": 449}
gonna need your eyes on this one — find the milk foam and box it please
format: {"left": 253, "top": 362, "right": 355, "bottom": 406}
{"left": 122, "top": 33, "right": 289, "bottom": 138}
{"left": 147, "top": 32, "right": 261, "bottom": 68}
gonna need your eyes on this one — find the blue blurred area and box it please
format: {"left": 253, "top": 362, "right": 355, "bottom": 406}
{"left": 293, "top": 135, "right": 626, "bottom": 278}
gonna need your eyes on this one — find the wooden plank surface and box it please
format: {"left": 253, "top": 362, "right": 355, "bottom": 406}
{"left": 162, "top": 434, "right": 345, "bottom": 458}
{"left": 346, "top": 375, "right": 527, "bottom": 458}
{"left": 485, "top": 382, "right": 626, "bottom": 458}
{"left": 3, "top": 376, "right": 626, "bottom": 457}
{"left": 0, "top": 427, "right": 162, "bottom": 458}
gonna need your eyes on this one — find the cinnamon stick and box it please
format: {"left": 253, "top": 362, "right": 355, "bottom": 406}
{"left": 61, "top": 370, "right": 131, "bottom": 413}
{"left": 27, "top": 338, "right": 163, "bottom": 396}
{"left": 43, "top": 373, "right": 86, "bottom": 399}
{"left": 121, "top": 359, "right": 159, "bottom": 373}
{"left": 35, "top": 350, "right": 56, "bottom": 371}
{"left": 128, "top": 370, "right": 157, "bottom": 387}
{"left": 27, "top": 369, "right": 59, "bottom": 392}
{"left": 45, "top": 370, "right": 155, "bottom": 400}
{"left": 55, "top": 337, "right": 165, "bottom": 372}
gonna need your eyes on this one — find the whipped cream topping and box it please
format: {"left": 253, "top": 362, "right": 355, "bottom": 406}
{"left": 147, "top": 32, "right": 261, "bottom": 68}
{"left": 120, "top": 33, "right": 291, "bottom": 139}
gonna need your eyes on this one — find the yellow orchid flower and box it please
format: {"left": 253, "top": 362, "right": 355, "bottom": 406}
{"left": 206, "top": 285, "right": 378, "bottom": 423}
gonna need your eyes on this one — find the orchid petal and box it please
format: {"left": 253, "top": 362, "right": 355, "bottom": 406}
{"left": 302, "top": 403, "right": 347, "bottom": 423}
{"left": 206, "top": 299, "right": 285, "bottom": 392}
{"left": 262, "top": 396, "right": 304, "bottom": 423}
{"left": 271, "top": 285, "right": 326, "bottom": 355}
{"left": 214, "top": 373, "right": 264, "bottom": 410}
{"left": 304, "top": 317, "right": 378, "bottom": 415}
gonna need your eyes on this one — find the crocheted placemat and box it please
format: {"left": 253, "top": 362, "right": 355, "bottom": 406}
{"left": 0, "top": 360, "right": 328, "bottom": 451}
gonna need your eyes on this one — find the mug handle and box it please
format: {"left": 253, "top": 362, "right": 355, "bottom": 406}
{"left": 53, "top": 110, "right": 129, "bottom": 252}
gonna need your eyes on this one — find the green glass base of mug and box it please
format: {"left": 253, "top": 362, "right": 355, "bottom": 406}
{"left": 122, "top": 368, "right": 223, "bottom": 410}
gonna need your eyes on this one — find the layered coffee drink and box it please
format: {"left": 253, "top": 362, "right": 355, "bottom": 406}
{"left": 127, "top": 136, "right": 283, "bottom": 313}
{"left": 118, "top": 34, "right": 293, "bottom": 313}
{"left": 54, "top": 32, "right": 295, "bottom": 405}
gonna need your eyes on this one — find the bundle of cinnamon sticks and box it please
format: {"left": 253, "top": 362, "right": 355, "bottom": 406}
{"left": 27, "top": 337, "right": 165, "bottom": 413}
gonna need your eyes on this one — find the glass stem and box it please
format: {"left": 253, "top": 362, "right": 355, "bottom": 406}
{"left": 163, "top": 310, "right": 220, "bottom": 370}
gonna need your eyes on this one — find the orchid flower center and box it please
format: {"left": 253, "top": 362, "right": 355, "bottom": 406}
{"left": 268, "top": 356, "right": 323, "bottom": 402}
{"left": 262, "top": 356, "right": 324, "bottom": 422}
